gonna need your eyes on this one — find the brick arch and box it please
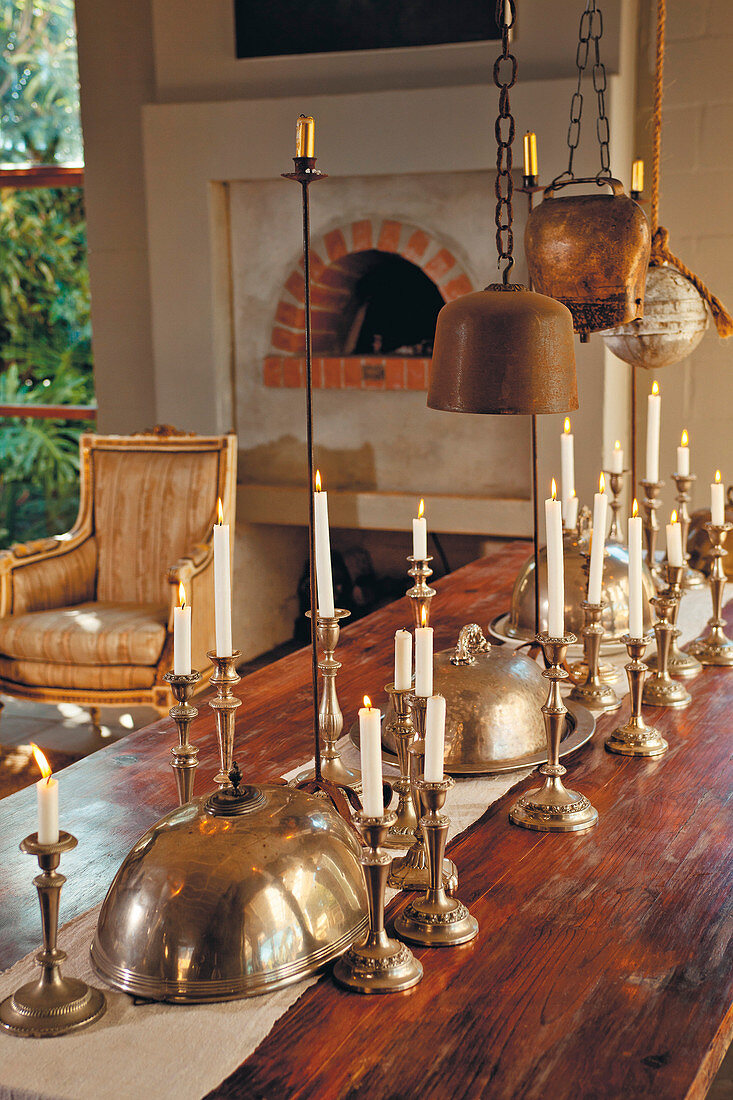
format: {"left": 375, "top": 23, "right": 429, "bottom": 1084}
{"left": 264, "top": 218, "right": 475, "bottom": 391}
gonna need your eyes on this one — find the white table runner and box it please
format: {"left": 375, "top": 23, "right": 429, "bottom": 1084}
{"left": 0, "top": 586, "right": 715, "bottom": 1100}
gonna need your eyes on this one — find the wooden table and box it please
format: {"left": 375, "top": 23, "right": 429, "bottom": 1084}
{"left": 1, "top": 542, "right": 731, "bottom": 1099}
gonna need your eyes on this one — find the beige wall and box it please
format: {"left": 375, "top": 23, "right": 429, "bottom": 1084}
{"left": 631, "top": 0, "right": 733, "bottom": 513}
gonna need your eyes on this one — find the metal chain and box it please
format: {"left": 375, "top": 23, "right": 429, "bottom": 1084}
{"left": 556, "top": 0, "right": 611, "bottom": 184}
{"left": 493, "top": 0, "right": 517, "bottom": 283}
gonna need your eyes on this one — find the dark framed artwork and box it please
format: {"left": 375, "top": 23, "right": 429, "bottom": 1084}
{"left": 234, "top": 1, "right": 501, "bottom": 60}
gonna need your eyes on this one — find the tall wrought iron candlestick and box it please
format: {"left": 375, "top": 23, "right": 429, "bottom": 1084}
{"left": 689, "top": 522, "right": 733, "bottom": 666}
{"left": 395, "top": 777, "right": 478, "bottom": 947}
{"left": 642, "top": 594, "right": 692, "bottom": 708}
{"left": 603, "top": 467, "right": 628, "bottom": 542}
{"left": 640, "top": 478, "right": 664, "bottom": 584}
{"left": 332, "top": 811, "right": 423, "bottom": 993}
{"left": 509, "top": 633, "right": 598, "bottom": 832}
{"left": 163, "top": 669, "right": 201, "bottom": 804}
{"left": 406, "top": 556, "right": 436, "bottom": 627}
{"left": 383, "top": 683, "right": 418, "bottom": 848}
{"left": 207, "top": 650, "right": 242, "bottom": 786}
{"left": 387, "top": 696, "right": 457, "bottom": 893}
{"left": 647, "top": 563, "right": 701, "bottom": 678}
{"left": 0, "top": 833, "right": 106, "bottom": 1036}
{"left": 299, "top": 609, "right": 360, "bottom": 788}
{"left": 605, "top": 634, "right": 667, "bottom": 757}
{"left": 569, "top": 602, "right": 620, "bottom": 712}
{"left": 671, "top": 472, "right": 704, "bottom": 588}
{"left": 283, "top": 124, "right": 330, "bottom": 785}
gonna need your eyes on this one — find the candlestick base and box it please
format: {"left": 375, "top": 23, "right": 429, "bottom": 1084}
{"left": 605, "top": 635, "right": 668, "bottom": 757}
{"left": 0, "top": 833, "right": 106, "bottom": 1038}
{"left": 332, "top": 813, "right": 423, "bottom": 994}
{"left": 394, "top": 779, "right": 478, "bottom": 948}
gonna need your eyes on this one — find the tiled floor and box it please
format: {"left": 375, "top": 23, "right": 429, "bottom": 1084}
{"left": 0, "top": 695, "right": 160, "bottom": 757}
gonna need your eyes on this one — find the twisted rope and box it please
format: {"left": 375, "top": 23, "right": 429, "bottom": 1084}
{"left": 648, "top": 0, "right": 733, "bottom": 336}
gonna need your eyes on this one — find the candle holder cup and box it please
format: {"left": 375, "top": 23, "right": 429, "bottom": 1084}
{"left": 689, "top": 522, "right": 733, "bottom": 666}
{"left": 646, "top": 564, "right": 702, "bottom": 679}
{"left": 603, "top": 468, "right": 629, "bottom": 543}
{"left": 163, "top": 669, "right": 202, "bottom": 805}
{"left": 333, "top": 811, "right": 423, "bottom": 993}
{"left": 510, "top": 633, "right": 598, "bottom": 832}
{"left": 640, "top": 479, "right": 665, "bottom": 586}
{"left": 671, "top": 473, "right": 705, "bottom": 589}
{"left": 642, "top": 594, "right": 692, "bottom": 708}
{"left": 0, "top": 833, "right": 106, "bottom": 1037}
{"left": 605, "top": 634, "right": 668, "bottom": 757}
{"left": 569, "top": 602, "right": 621, "bottom": 712}
{"left": 383, "top": 683, "right": 419, "bottom": 849}
{"left": 298, "top": 609, "right": 360, "bottom": 789}
{"left": 394, "top": 777, "right": 478, "bottom": 947}
{"left": 387, "top": 695, "right": 458, "bottom": 894}
{"left": 406, "top": 556, "right": 436, "bottom": 628}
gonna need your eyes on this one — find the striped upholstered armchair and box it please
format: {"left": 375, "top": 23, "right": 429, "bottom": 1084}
{"left": 0, "top": 430, "right": 237, "bottom": 732}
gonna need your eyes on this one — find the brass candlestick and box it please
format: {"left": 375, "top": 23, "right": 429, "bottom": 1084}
{"left": 569, "top": 601, "right": 621, "bottom": 712}
{"left": 163, "top": 669, "right": 201, "bottom": 804}
{"left": 671, "top": 473, "right": 705, "bottom": 588}
{"left": 207, "top": 649, "right": 242, "bottom": 785}
{"left": 509, "top": 633, "right": 598, "bottom": 832}
{"left": 0, "top": 833, "right": 106, "bottom": 1037}
{"left": 299, "top": 609, "right": 360, "bottom": 789}
{"left": 642, "top": 593, "right": 692, "bottom": 708}
{"left": 406, "top": 556, "right": 436, "bottom": 627}
{"left": 383, "top": 683, "right": 418, "bottom": 849}
{"left": 647, "top": 563, "right": 702, "bottom": 679}
{"left": 394, "top": 777, "right": 478, "bottom": 947}
{"left": 332, "top": 811, "right": 423, "bottom": 993}
{"left": 689, "top": 522, "right": 733, "bottom": 666}
{"left": 603, "top": 468, "right": 628, "bottom": 543}
{"left": 640, "top": 479, "right": 665, "bottom": 585}
{"left": 387, "top": 695, "right": 458, "bottom": 894}
{"left": 605, "top": 634, "right": 668, "bottom": 757}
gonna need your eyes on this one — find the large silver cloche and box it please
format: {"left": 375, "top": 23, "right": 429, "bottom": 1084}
{"left": 496, "top": 524, "right": 655, "bottom": 645}
{"left": 91, "top": 784, "right": 367, "bottom": 1002}
{"left": 380, "top": 625, "right": 595, "bottom": 775}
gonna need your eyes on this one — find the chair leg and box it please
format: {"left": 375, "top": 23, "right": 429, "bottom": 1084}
{"left": 89, "top": 706, "right": 102, "bottom": 737}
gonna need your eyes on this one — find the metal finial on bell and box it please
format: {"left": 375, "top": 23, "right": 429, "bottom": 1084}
{"left": 427, "top": 283, "right": 578, "bottom": 415}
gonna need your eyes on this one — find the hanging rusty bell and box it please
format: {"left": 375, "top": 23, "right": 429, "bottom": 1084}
{"left": 525, "top": 177, "right": 651, "bottom": 340}
{"left": 427, "top": 283, "right": 577, "bottom": 414}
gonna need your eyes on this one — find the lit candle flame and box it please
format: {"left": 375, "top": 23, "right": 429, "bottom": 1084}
{"left": 671, "top": 509, "right": 678, "bottom": 524}
{"left": 178, "top": 581, "right": 186, "bottom": 610}
{"left": 30, "top": 743, "right": 52, "bottom": 783}
{"left": 418, "top": 498, "right": 425, "bottom": 519}
{"left": 363, "top": 695, "right": 372, "bottom": 710}
{"left": 563, "top": 418, "right": 571, "bottom": 434}
{"left": 632, "top": 498, "right": 639, "bottom": 518}
{"left": 652, "top": 380, "right": 659, "bottom": 396}
{"left": 715, "top": 470, "right": 722, "bottom": 484}
{"left": 315, "top": 469, "right": 322, "bottom": 492}
{"left": 681, "top": 429, "right": 688, "bottom": 447}
{"left": 551, "top": 478, "right": 557, "bottom": 500}
{"left": 615, "top": 439, "right": 621, "bottom": 451}
{"left": 599, "top": 472, "right": 605, "bottom": 494}
{"left": 217, "top": 497, "right": 224, "bottom": 525}
{"left": 420, "top": 606, "right": 428, "bottom": 627}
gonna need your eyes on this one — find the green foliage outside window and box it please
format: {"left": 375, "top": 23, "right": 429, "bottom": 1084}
{"left": 0, "top": 1, "right": 93, "bottom": 548}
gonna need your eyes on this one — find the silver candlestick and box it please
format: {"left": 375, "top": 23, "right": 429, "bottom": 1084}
{"left": 646, "top": 563, "right": 702, "bottom": 679}
{"left": 406, "top": 556, "right": 436, "bottom": 627}
{"left": 689, "top": 522, "right": 733, "bottom": 666}
{"left": 299, "top": 609, "right": 360, "bottom": 789}
{"left": 568, "top": 601, "right": 621, "bottom": 712}
{"left": 642, "top": 594, "right": 692, "bottom": 708}
{"left": 605, "top": 634, "right": 668, "bottom": 757}
{"left": 383, "top": 683, "right": 419, "bottom": 849}
{"left": 603, "top": 467, "right": 629, "bottom": 543}
{"left": 671, "top": 472, "right": 705, "bottom": 589}
{"left": 640, "top": 478, "right": 665, "bottom": 586}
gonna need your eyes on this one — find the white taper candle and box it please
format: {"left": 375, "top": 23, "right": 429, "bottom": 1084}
{"left": 666, "top": 511, "right": 684, "bottom": 567}
{"left": 213, "top": 499, "right": 233, "bottom": 657}
{"left": 394, "top": 629, "right": 412, "bottom": 691}
{"left": 414, "top": 619, "right": 434, "bottom": 697}
{"left": 173, "top": 582, "right": 192, "bottom": 675}
{"left": 314, "top": 472, "right": 335, "bottom": 618}
{"left": 561, "top": 419, "right": 575, "bottom": 524}
{"left": 412, "top": 498, "right": 428, "bottom": 559}
{"left": 610, "top": 440, "right": 623, "bottom": 474}
{"left": 712, "top": 470, "right": 725, "bottom": 526}
{"left": 32, "top": 745, "right": 58, "bottom": 845}
{"left": 646, "top": 382, "right": 661, "bottom": 483}
{"left": 545, "top": 480, "right": 564, "bottom": 638}
{"left": 588, "top": 476, "right": 608, "bottom": 604}
{"left": 676, "top": 430, "right": 690, "bottom": 477}
{"left": 359, "top": 698, "right": 383, "bottom": 817}
{"left": 628, "top": 503, "right": 643, "bottom": 640}
{"left": 424, "top": 694, "right": 446, "bottom": 783}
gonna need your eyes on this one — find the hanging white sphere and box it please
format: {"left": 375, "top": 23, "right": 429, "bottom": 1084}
{"left": 602, "top": 263, "right": 709, "bottom": 369}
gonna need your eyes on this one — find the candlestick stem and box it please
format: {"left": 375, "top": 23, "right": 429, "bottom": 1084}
{"left": 394, "top": 777, "right": 478, "bottom": 947}
{"left": 603, "top": 468, "right": 628, "bottom": 543}
{"left": 640, "top": 479, "right": 665, "bottom": 586}
{"left": 332, "top": 812, "right": 423, "bottom": 993}
{"left": 0, "top": 833, "right": 106, "bottom": 1036}
{"left": 605, "top": 635, "right": 668, "bottom": 756}
{"left": 509, "top": 633, "right": 598, "bottom": 832}
{"left": 387, "top": 695, "right": 457, "bottom": 894}
{"left": 163, "top": 670, "right": 202, "bottom": 805}
{"left": 569, "top": 602, "right": 621, "bottom": 712}
{"left": 671, "top": 473, "right": 705, "bottom": 588}
{"left": 406, "top": 556, "right": 436, "bottom": 627}
{"left": 642, "top": 594, "right": 692, "bottom": 708}
{"left": 383, "top": 684, "right": 418, "bottom": 848}
{"left": 689, "top": 523, "right": 733, "bottom": 666}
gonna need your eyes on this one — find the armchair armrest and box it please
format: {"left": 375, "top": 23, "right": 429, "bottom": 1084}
{"left": 0, "top": 524, "right": 97, "bottom": 618}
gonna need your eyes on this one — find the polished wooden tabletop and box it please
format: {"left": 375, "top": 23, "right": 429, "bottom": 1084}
{"left": 1, "top": 542, "right": 731, "bottom": 1100}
